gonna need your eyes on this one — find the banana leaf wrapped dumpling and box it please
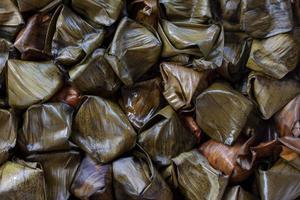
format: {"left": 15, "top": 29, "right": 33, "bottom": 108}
{"left": 52, "top": 6, "right": 105, "bottom": 67}
{"left": 218, "top": 0, "right": 242, "bottom": 31}
{"left": 71, "top": 155, "right": 113, "bottom": 200}
{"left": 112, "top": 149, "right": 173, "bottom": 200}
{"left": 138, "top": 106, "right": 197, "bottom": 166}
{"left": 105, "top": 17, "right": 162, "bottom": 86}
{"left": 246, "top": 34, "right": 298, "bottom": 79}
{"left": 69, "top": 48, "right": 121, "bottom": 96}
{"left": 196, "top": 82, "right": 253, "bottom": 145}
{"left": 72, "top": 96, "right": 137, "bottom": 163}
{"left": 0, "top": 160, "right": 47, "bottom": 200}
{"left": 7, "top": 60, "right": 63, "bottom": 109}
{"left": 162, "top": 150, "right": 228, "bottom": 200}
{"left": 16, "top": 0, "right": 59, "bottom": 12}
{"left": 18, "top": 103, "right": 74, "bottom": 154}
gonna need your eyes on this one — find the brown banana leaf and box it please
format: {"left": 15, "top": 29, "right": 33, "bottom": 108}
{"left": 222, "top": 186, "right": 256, "bottom": 200}
{"left": 71, "top": 155, "right": 113, "bottom": 200}
{"left": 51, "top": 85, "right": 81, "bottom": 108}
{"left": 0, "top": 39, "right": 11, "bottom": 75}
{"left": 293, "top": 0, "right": 300, "bottom": 26}
{"left": 7, "top": 60, "right": 63, "bottom": 109}
{"left": 159, "top": 0, "right": 212, "bottom": 24}
{"left": 240, "top": 0, "right": 293, "bottom": 38}
{"left": 280, "top": 146, "right": 300, "bottom": 171}
{"left": 0, "top": 0, "right": 24, "bottom": 41}
{"left": 69, "top": 48, "right": 121, "bottom": 96}
{"left": 275, "top": 94, "right": 300, "bottom": 137}
{"left": 138, "top": 106, "right": 197, "bottom": 166}
{"left": 160, "top": 62, "right": 210, "bottom": 111}
{"left": 18, "top": 103, "right": 74, "bottom": 154}
{"left": 162, "top": 149, "right": 228, "bottom": 200}
{"left": 196, "top": 82, "right": 253, "bottom": 145}
{"left": 218, "top": 32, "right": 251, "bottom": 81}
{"left": 72, "top": 96, "right": 137, "bottom": 163}
{"left": 0, "top": 160, "right": 47, "bottom": 200}
{"left": 247, "top": 72, "right": 300, "bottom": 119}
{"left": 247, "top": 34, "right": 298, "bottom": 79}
{"left": 71, "top": 0, "right": 124, "bottom": 27}
{"left": 279, "top": 136, "right": 300, "bottom": 154}
{"left": 128, "top": 0, "right": 159, "bottom": 28}
{"left": 105, "top": 17, "right": 161, "bottom": 86}
{"left": 158, "top": 19, "right": 224, "bottom": 70}
{"left": 112, "top": 149, "right": 173, "bottom": 200}
{"left": 27, "top": 151, "right": 81, "bottom": 200}
{"left": 256, "top": 159, "right": 300, "bottom": 200}
{"left": 119, "top": 77, "right": 164, "bottom": 130}
{"left": 14, "top": 12, "right": 53, "bottom": 61}
{"left": 218, "top": 0, "right": 241, "bottom": 31}
{"left": 52, "top": 6, "right": 105, "bottom": 67}
{"left": 180, "top": 114, "right": 202, "bottom": 142}
{"left": 16, "top": 0, "right": 60, "bottom": 12}
{"left": 0, "top": 109, "right": 17, "bottom": 165}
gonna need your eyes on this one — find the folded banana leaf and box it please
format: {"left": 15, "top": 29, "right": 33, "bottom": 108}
{"left": 160, "top": 62, "right": 210, "bottom": 111}
{"left": 27, "top": 151, "right": 81, "bottom": 200}
{"left": 14, "top": 12, "right": 53, "bottom": 61}
{"left": 256, "top": 159, "right": 300, "bottom": 200}
{"left": 69, "top": 48, "right": 121, "bottom": 96}
{"left": 128, "top": 0, "right": 159, "bottom": 28}
{"left": 247, "top": 34, "right": 298, "bottom": 79}
{"left": 119, "top": 77, "right": 164, "bottom": 130}
{"left": 275, "top": 94, "right": 300, "bottom": 137}
{"left": 280, "top": 146, "right": 300, "bottom": 171}
{"left": 196, "top": 82, "right": 253, "bottom": 145}
{"left": 240, "top": 0, "right": 293, "bottom": 38}
{"left": 218, "top": 32, "right": 251, "bottom": 81}
{"left": 71, "top": 155, "right": 113, "bottom": 200}
{"left": 0, "top": 160, "right": 47, "bottom": 200}
{"left": 138, "top": 106, "right": 197, "bottom": 166}
{"left": 105, "top": 17, "right": 161, "bottom": 86}
{"left": 181, "top": 114, "right": 202, "bottom": 142}
{"left": 51, "top": 85, "right": 81, "bottom": 108}
{"left": 218, "top": 0, "right": 242, "bottom": 31}
{"left": 0, "top": 109, "right": 16, "bottom": 165}
{"left": 247, "top": 72, "right": 300, "bottom": 119}
{"left": 279, "top": 136, "right": 300, "bottom": 154}
{"left": 158, "top": 19, "right": 224, "bottom": 70}
{"left": 162, "top": 150, "right": 228, "bottom": 200}
{"left": 7, "top": 60, "right": 63, "bottom": 109}
{"left": 52, "top": 6, "right": 105, "bottom": 67}
{"left": 112, "top": 149, "right": 173, "bottom": 200}
{"left": 72, "top": 96, "right": 137, "bottom": 163}
{"left": 71, "top": 0, "right": 124, "bottom": 27}
{"left": 0, "top": 0, "right": 24, "bottom": 41}
{"left": 18, "top": 103, "right": 73, "bottom": 154}
{"left": 159, "top": 0, "right": 212, "bottom": 24}
{"left": 16, "top": 0, "right": 60, "bottom": 12}
{"left": 0, "top": 39, "right": 10, "bottom": 75}
{"left": 222, "top": 186, "right": 256, "bottom": 200}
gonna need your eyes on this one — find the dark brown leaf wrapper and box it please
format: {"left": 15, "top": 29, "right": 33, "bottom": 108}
{"left": 222, "top": 186, "right": 256, "bottom": 200}
{"left": 51, "top": 85, "right": 81, "bottom": 108}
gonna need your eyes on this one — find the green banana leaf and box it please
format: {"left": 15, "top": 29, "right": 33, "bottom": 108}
{"left": 16, "top": 0, "right": 60, "bottom": 12}
{"left": 112, "top": 149, "right": 173, "bottom": 200}
{"left": 222, "top": 186, "right": 256, "bottom": 200}
{"left": 196, "top": 82, "right": 253, "bottom": 145}
{"left": 18, "top": 103, "right": 74, "bottom": 154}
{"left": 119, "top": 77, "right": 164, "bottom": 130}
{"left": 218, "top": 32, "right": 251, "bottom": 81}
{"left": 159, "top": 0, "right": 212, "bottom": 24}
{"left": 105, "top": 17, "right": 161, "bottom": 86}
{"left": 160, "top": 62, "right": 210, "bottom": 111}
{"left": 138, "top": 106, "right": 197, "bottom": 166}
{"left": 240, "top": 0, "right": 293, "bottom": 38}
{"left": 247, "top": 72, "right": 300, "bottom": 119}
{"left": 52, "top": 6, "right": 105, "bottom": 67}
{"left": 158, "top": 19, "right": 224, "bottom": 70}
{"left": 256, "top": 159, "right": 300, "bottom": 200}
{"left": 162, "top": 149, "right": 228, "bottom": 200}
{"left": 0, "top": 0, "right": 24, "bottom": 41}
{"left": 69, "top": 48, "right": 121, "bottom": 96}
{"left": 71, "top": 0, "right": 124, "bottom": 27}
{"left": 0, "top": 159, "right": 47, "bottom": 200}
{"left": 72, "top": 96, "right": 137, "bottom": 163}
{"left": 7, "top": 60, "right": 63, "bottom": 109}
{"left": 71, "top": 155, "right": 113, "bottom": 200}
{"left": 247, "top": 34, "right": 298, "bottom": 79}
{"left": 27, "top": 151, "right": 81, "bottom": 200}
{"left": 0, "top": 109, "right": 16, "bottom": 165}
